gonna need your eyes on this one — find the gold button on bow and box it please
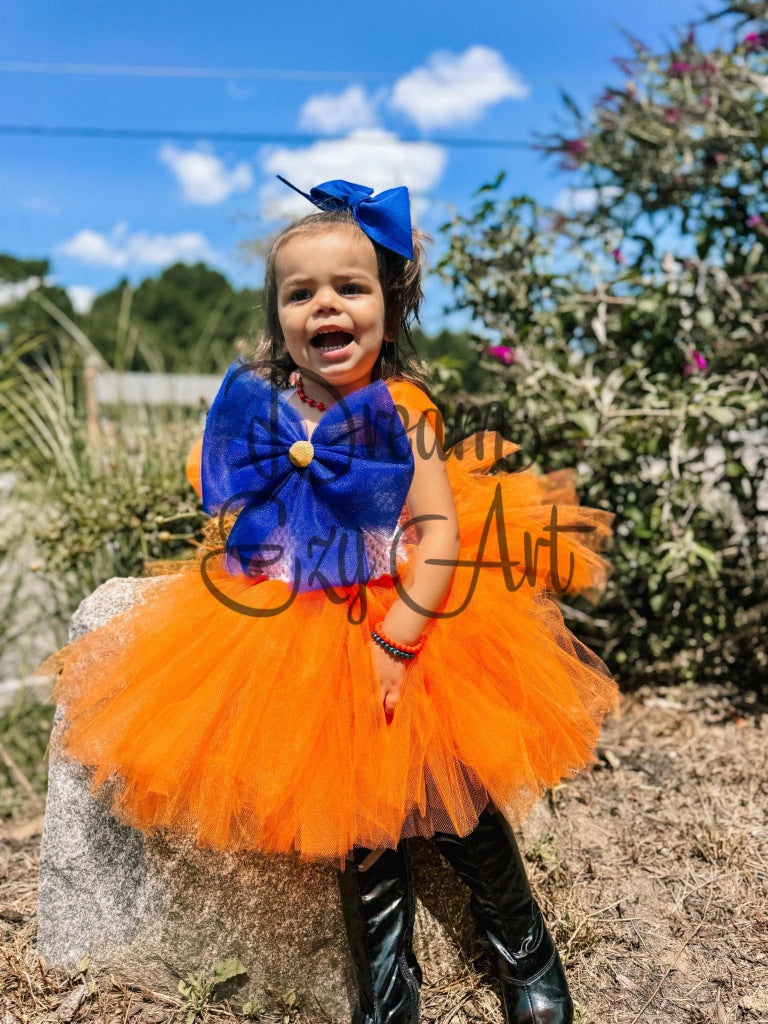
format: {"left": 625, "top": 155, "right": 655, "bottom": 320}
{"left": 288, "top": 440, "right": 314, "bottom": 468}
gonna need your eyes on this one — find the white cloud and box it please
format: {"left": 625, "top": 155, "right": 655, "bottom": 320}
{"left": 159, "top": 144, "right": 253, "bottom": 204}
{"left": 298, "top": 85, "right": 380, "bottom": 134}
{"left": 260, "top": 129, "right": 446, "bottom": 222}
{"left": 554, "top": 186, "right": 622, "bottom": 215}
{"left": 60, "top": 229, "right": 124, "bottom": 267}
{"left": 66, "top": 285, "right": 96, "bottom": 314}
{"left": 58, "top": 224, "right": 217, "bottom": 268}
{"left": 125, "top": 230, "right": 217, "bottom": 265}
{"left": 0, "top": 276, "right": 42, "bottom": 306}
{"left": 389, "top": 45, "right": 529, "bottom": 130}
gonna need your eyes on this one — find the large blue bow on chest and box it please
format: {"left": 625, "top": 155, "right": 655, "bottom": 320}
{"left": 200, "top": 359, "right": 414, "bottom": 592}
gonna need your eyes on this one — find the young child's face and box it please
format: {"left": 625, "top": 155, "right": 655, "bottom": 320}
{"left": 274, "top": 225, "right": 387, "bottom": 394}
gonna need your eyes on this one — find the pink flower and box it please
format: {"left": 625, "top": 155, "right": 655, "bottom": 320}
{"left": 671, "top": 58, "right": 717, "bottom": 77}
{"left": 564, "top": 138, "right": 587, "bottom": 155}
{"left": 682, "top": 351, "right": 708, "bottom": 377}
{"left": 559, "top": 137, "right": 588, "bottom": 171}
{"left": 665, "top": 108, "right": 680, "bottom": 124}
{"left": 612, "top": 248, "right": 624, "bottom": 264}
{"left": 483, "top": 345, "right": 515, "bottom": 366}
{"left": 744, "top": 32, "right": 768, "bottom": 52}
{"left": 712, "top": 152, "right": 726, "bottom": 164}
{"left": 702, "top": 96, "right": 712, "bottom": 109}
{"left": 747, "top": 214, "right": 764, "bottom": 228}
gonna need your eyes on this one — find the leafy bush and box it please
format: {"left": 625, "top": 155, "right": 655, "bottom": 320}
{"left": 1, "top": 335, "right": 207, "bottom": 667}
{"left": 434, "top": 2, "right": 768, "bottom": 692}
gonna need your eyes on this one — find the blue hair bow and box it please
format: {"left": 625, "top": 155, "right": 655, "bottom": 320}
{"left": 276, "top": 175, "right": 414, "bottom": 261}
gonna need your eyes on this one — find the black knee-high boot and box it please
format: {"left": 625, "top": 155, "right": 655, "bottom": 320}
{"left": 336, "top": 842, "right": 422, "bottom": 1024}
{"left": 431, "top": 807, "right": 573, "bottom": 1024}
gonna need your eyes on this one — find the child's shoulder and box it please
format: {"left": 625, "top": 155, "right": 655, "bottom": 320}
{"left": 385, "top": 378, "right": 444, "bottom": 445}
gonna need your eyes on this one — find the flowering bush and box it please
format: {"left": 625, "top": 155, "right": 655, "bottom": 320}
{"left": 435, "top": 0, "right": 768, "bottom": 692}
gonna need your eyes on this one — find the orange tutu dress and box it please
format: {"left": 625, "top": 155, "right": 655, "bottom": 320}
{"left": 38, "top": 358, "right": 620, "bottom": 870}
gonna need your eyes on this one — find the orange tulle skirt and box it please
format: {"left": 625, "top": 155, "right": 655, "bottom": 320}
{"left": 38, "top": 430, "right": 620, "bottom": 869}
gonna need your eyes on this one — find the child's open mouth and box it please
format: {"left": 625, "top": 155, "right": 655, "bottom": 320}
{"left": 310, "top": 331, "right": 355, "bottom": 355}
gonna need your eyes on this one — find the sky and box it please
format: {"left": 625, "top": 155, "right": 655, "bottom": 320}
{"left": 2, "top": 0, "right": 728, "bottom": 333}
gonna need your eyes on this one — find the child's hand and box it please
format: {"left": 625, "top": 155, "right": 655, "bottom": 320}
{"left": 370, "top": 641, "right": 407, "bottom": 724}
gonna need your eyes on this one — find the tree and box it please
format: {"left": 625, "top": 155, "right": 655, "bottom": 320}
{"left": 0, "top": 254, "right": 77, "bottom": 341}
{"left": 82, "top": 262, "right": 266, "bottom": 373}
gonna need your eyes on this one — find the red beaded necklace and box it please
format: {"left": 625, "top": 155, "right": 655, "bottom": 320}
{"left": 295, "top": 375, "right": 329, "bottom": 412}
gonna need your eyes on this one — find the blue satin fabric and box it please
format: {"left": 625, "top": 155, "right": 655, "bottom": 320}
{"left": 276, "top": 175, "right": 415, "bottom": 261}
{"left": 200, "top": 358, "right": 415, "bottom": 592}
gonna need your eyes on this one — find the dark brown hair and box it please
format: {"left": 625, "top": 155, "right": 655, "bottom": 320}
{"left": 248, "top": 208, "right": 437, "bottom": 399}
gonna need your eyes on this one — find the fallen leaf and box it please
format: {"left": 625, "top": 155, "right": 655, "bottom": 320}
{"left": 57, "top": 984, "right": 87, "bottom": 1023}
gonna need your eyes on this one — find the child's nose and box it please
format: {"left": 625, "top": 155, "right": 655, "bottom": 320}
{"left": 312, "top": 286, "right": 342, "bottom": 312}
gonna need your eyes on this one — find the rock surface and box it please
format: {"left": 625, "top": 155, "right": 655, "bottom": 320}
{"left": 36, "top": 576, "right": 478, "bottom": 1019}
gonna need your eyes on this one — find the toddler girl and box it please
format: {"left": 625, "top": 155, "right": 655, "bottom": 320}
{"left": 39, "top": 176, "right": 620, "bottom": 1024}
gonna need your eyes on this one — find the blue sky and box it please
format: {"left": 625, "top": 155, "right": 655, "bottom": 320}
{"left": 2, "top": 0, "right": 726, "bottom": 333}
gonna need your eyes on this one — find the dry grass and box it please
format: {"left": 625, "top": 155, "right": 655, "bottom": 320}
{"left": 2, "top": 678, "right": 767, "bottom": 1023}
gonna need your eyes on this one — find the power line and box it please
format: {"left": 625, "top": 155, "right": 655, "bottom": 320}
{"left": 0, "top": 124, "right": 534, "bottom": 149}
{"left": 0, "top": 59, "right": 594, "bottom": 85}
{"left": 0, "top": 60, "right": 387, "bottom": 81}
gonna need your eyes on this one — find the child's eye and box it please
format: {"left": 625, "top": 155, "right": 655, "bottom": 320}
{"left": 288, "top": 288, "right": 311, "bottom": 302}
{"left": 340, "top": 283, "right": 363, "bottom": 295}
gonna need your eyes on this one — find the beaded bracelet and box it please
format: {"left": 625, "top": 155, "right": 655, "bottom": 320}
{"left": 371, "top": 620, "right": 425, "bottom": 660}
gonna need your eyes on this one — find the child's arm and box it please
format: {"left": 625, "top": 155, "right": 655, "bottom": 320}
{"left": 380, "top": 415, "right": 461, "bottom": 645}
{"left": 372, "top": 413, "right": 459, "bottom": 718}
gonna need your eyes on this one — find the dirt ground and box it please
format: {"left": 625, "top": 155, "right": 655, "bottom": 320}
{"left": 1, "top": 678, "right": 767, "bottom": 1024}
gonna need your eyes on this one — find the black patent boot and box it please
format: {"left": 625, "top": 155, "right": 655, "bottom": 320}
{"left": 431, "top": 807, "right": 573, "bottom": 1024}
{"left": 336, "top": 842, "right": 422, "bottom": 1024}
